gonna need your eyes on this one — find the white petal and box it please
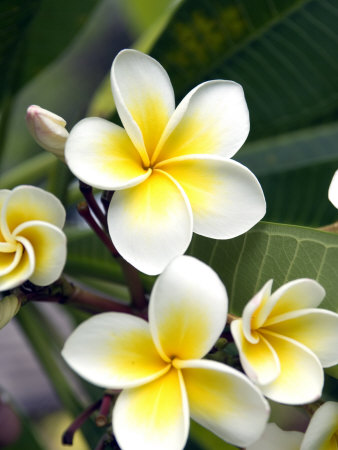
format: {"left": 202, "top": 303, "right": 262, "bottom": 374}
{"left": 241, "top": 279, "right": 273, "bottom": 342}
{"left": 231, "top": 319, "right": 280, "bottom": 385}
{"left": 107, "top": 170, "right": 193, "bottom": 275}
{"left": 153, "top": 80, "right": 249, "bottom": 164}
{"left": 179, "top": 359, "right": 270, "bottom": 448}
{"left": 113, "top": 369, "right": 189, "bottom": 450}
{"left": 259, "top": 331, "right": 324, "bottom": 404}
{"left": 158, "top": 156, "right": 265, "bottom": 239}
{"left": 65, "top": 117, "right": 151, "bottom": 190}
{"left": 1, "top": 185, "right": 65, "bottom": 240}
{"left": 247, "top": 423, "right": 303, "bottom": 450}
{"left": 301, "top": 402, "right": 338, "bottom": 450}
{"left": 111, "top": 49, "right": 175, "bottom": 164}
{"left": 148, "top": 255, "right": 227, "bottom": 362}
{"left": 328, "top": 170, "right": 338, "bottom": 209}
{"left": 62, "top": 313, "right": 169, "bottom": 389}
{"left": 257, "top": 279, "right": 325, "bottom": 324}
{"left": 265, "top": 309, "right": 338, "bottom": 368}
{"left": 13, "top": 221, "right": 66, "bottom": 286}
{"left": 0, "top": 237, "right": 35, "bottom": 291}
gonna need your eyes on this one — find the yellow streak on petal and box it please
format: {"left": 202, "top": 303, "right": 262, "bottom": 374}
{"left": 115, "top": 368, "right": 184, "bottom": 437}
{"left": 155, "top": 300, "right": 215, "bottom": 361}
{"left": 0, "top": 249, "right": 33, "bottom": 290}
{"left": 128, "top": 94, "right": 170, "bottom": 160}
{"left": 0, "top": 244, "right": 22, "bottom": 275}
{"left": 98, "top": 327, "right": 168, "bottom": 384}
{"left": 154, "top": 114, "right": 215, "bottom": 164}
{"left": 93, "top": 127, "right": 148, "bottom": 181}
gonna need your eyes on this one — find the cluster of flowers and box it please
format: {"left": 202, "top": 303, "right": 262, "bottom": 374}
{"left": 1, "top": 50, "right": 338, "bottom": 449}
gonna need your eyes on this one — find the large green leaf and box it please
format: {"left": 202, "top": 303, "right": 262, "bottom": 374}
{"left": 188, "top": 222, "right": 338, "bottom": 315}
{"left": 147, "top": 0, "right": 338, "bottom": 226}
{"left": 0, "top": 0, "right": 99, "bottom": 103}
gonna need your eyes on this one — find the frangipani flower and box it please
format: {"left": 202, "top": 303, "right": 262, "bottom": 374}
{"left": 0, "top": 186, "right": 67, "bottom": 291}
{"left": 247, "top": 402, "right": 338, "bottom": 450}
{"left": 328, "top": 170, "right": 338, "bottom": 209}
{"left": 231, "top": 279, "right": 338, "bottom": 404}
{"left": 65, "top": 49, "right": 266, "bottom": 275}
{"left": 62, "top": 256, "right": 269, "bottom": 450}
{"left": 26, "top": 105, "right": 68, "bottom": 160}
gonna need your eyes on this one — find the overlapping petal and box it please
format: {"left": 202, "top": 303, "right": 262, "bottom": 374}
{"left": 13, "top": 221, "right": 67, "bottom": 286}
{"left": 264, "top": 309, "right": 338, "bottom": 368}
{"left": 180, "top": 359, "right": 270, "bottom": 447}
{"left": 149, "top": 255, "right": 227, "bottom": 361}
{"left": 113, "top": 368, "right": 189, "bottom": 450}
{"left": 1, "top": 185, "right": 65, "bottom": 240}
{"left": 108, "top": 170, "right": 193, "bottom": 275}
{"left": 300, "top": 402, "right": 338, "bottom": 450}
{"left": 0, "top": 244, "right": 23, "bottom": 276}
{"left": 111, "top": 49, "right": 175, "bottom": 163}
{"left": 0, "top": 238, "right": 35, "bottom": 291}
{"left": 62, "top": 313, "right": 169, "bottom": 389}
{"left": 259, "top": 330, "right": 323, "bottom": 404}
{"left": 157, "top": 156, "right": 265, "bottom": 238}
{"left": 231, "top": 319, "right": 280, "bottom": 385}
{"left": 153, "top": 80, "right": 249, "bottom": 164}
{"left": 266, "top": 279, "right": 325, "bottom": 319}
{"left": 65, "top": 118, "right": 151, "bottom": 190}
{"left": 241, "top": 279, "right": 273, "bottom": 339}
{"left": 247, "top": 423, "right": 303, "bottom": 450}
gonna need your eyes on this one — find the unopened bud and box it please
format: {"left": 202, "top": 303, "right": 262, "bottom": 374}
{"left": 26, "top": 105, "right": 68, "bottom": 160}
{"left": 0, "top": 295, "right": 20, "bottom": 329}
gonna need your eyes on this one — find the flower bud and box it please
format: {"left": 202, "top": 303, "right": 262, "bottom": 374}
{"left": 0, "top": 295, "right": 20, "bottom": 329}
{"left": 26, "top": 105, "right": 69, "bottom": 160}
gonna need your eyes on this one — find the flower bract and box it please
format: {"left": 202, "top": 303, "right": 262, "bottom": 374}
{"left": 65, "top": 49, "right": 266, "bottom": 275}
{"left": 0, "top": 186, "right": 67, "bottom": 291}
{"left": 62, "top": 256, "right": 269, "bottom": 450}
{"left": 231, "top": 279, "right": 338, "bottom": 404}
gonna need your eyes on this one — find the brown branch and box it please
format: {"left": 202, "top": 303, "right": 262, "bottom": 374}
{"left": 319, "top": 221, "right": 338, "bottom": 233}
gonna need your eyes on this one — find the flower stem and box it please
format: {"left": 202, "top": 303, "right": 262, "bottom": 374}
{"left": 79, "top": 182, "right": 107, "bottom": 230}
{"left": 77, "top": 201, "right": 147, "bottom": 309}
{"left": 227, "top": 313, "right": 239, "bottom": 323}
{"left": 62, "top": 399, "right": 102, "bottom": 445}
{"left": 95, "top": 392, "right": 114, "bottom": 427}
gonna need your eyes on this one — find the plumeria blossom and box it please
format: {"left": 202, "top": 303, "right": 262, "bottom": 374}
{"left": 0, "top": 186, "right": 67, "bottom": 291}
{"left": 26, "top": 105, "right": 68, "bottom": 160}
{"left": 65, "top": 49, "right": 266, "bottom": 275}
{"left": 62, "top": 256, "right": 269, "bottom": 450}
{"left": 328, "top": 169, "right": 338, "bottom": 209}
{"left": 247, "top": 402, "right": 338, "bottom": 450}
{"left": 231, "top": 279, "right": 338, "bottom": 404}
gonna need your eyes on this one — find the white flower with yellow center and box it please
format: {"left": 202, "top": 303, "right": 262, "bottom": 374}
{"left": 231, "top": 279, "right": 338, "bottom": 404}
{"left": 65, "top": 49, "right": 266, "bottom": 275}
{"left": 0, "top": 186, "right": 67, "bottom": 291}
{"left": 62, "top": 256, "right": 269, "bottom": 450}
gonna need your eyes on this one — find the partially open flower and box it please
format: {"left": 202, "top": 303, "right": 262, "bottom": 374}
{"left": 0, "top": 295, "right": 20, "bottom": 329}
{"left": 0, "top": 186, "right": 67, "bottom": 291}
{"left": 231, "top": 279, "right": 338, "bottom": 404}
{"left": 65, "top": 49, "right": 266, "bottom": 275}
{"left": 62, "top": 256, "right": 269, "bottom": 450}
{"left": 26, "top": 105, "right": 68, "bottom": 160}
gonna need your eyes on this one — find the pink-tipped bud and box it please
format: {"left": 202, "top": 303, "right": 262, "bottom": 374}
{"left": 26, "top": 105, "right": 69, "bottom": 159}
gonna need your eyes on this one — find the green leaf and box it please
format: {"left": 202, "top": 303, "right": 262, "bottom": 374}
{"left": 148, "top": 0, "right": 338, "bottom": 226}
{"left": 0, "top": 0, "right": 99, "bottom": 102}
{"left": 188, "top": 221, "right": 338, "bottom": 315}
